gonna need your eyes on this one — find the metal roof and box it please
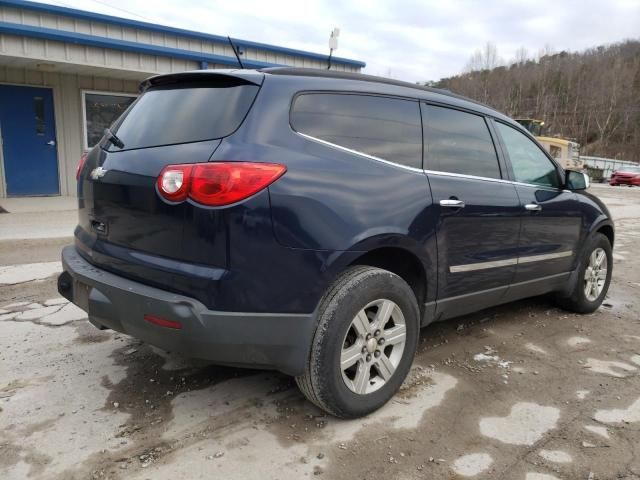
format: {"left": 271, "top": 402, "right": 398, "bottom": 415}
{"left": 0, "top": 0, "right": 366, "bottom": 68}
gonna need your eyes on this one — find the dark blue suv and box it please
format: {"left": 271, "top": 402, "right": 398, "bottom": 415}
{"left": 59, "top": 68, "right": 614, "bottom": 418}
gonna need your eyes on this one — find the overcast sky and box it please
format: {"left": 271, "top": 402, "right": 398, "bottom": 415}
{"left": 46, "top": 0, "right": 640, "bottom": 82}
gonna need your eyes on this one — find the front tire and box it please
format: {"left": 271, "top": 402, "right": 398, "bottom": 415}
{"left": 556, "top": 233, "right": 612, "bottom": 313}
{"left": 296, "top": 266, "right": 419, "bottom": 418}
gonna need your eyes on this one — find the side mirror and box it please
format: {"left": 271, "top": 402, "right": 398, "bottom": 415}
{"left": 566, "top": 170, "right": 590, "bottom": 191}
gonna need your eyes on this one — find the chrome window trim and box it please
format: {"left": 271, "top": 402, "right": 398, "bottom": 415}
{"left": 450, "top": 250, "right": 573, "bottom": 273}
{"left": 295, "top": 132, "right": 424, "bottom": 174}
{"left": 296, "top": 133, "right": 570, "bottom": 191}
{"left": 423, "top": 169, "right": 565, "bottom": 192}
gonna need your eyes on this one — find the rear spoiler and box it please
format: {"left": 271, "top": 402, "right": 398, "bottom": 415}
{"left": 139, "top": 69, "right": 264, "bottom": 93}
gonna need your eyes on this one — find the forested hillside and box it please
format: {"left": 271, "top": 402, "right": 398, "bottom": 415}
{"left": 431, "top": 41, "right": 640, "bottom": 160}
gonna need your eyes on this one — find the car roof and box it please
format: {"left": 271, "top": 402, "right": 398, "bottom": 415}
{"left": 142, "top": 67, "right": 521, "bottom": 130}
{"left": 260, "top": 67, "right": 516, "bottom": 124}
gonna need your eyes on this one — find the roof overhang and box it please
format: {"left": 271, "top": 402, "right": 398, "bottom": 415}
{"left": 0, "top": 0, "right": 366, "bottom": 68}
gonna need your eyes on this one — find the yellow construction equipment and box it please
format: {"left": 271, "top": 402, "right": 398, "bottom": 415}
{"left": 515, "top": 119, "right": 582, "bottom": 170}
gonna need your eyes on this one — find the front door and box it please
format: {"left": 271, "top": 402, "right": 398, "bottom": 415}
{"left": 422, "top": 104, "right": 522, "bottom": 320}
{"left": 0, "top": 85, "right": 59, "bottom": 196}
{"left": 493, "top": 121, "right": 582, "bottom": 285}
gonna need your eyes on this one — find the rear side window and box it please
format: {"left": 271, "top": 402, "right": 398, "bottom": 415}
{"left": 291, "top": 93, "right": 422, "bottom": 169}
{"left": 495, "top": 122, "right": 561, "bottom": 187}
{"left": 109, "top": 82, "right": 259, "bottom": 150}
{"left": 424, "top": 105, "right": 501, "bottom": 179}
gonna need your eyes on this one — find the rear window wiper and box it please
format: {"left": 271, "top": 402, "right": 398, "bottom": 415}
{"left": 104, "top": 128, "right": 125, "bottom": 149}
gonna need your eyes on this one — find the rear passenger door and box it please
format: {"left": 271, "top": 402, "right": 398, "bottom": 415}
{"left": 422, "top": 104, "right": 521, "bottom": 320}
{"left": 493, "top": 122, "right": 582, "bottom": 286}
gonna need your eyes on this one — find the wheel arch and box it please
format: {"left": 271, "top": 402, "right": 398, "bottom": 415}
{"left": 323, "top": 233, "right": 436, "bottom": 325}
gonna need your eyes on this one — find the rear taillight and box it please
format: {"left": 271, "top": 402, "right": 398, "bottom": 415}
{"left": 157, "top": 162, "right": 287, "bottom": 206}
{"left": 76, "top": 152, "right": 88, "bottom": 180}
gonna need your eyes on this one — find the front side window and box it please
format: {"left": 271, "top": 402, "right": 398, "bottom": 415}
{"left": 291, "top": 93, "right": 422, "bottom": 169}
{"left": 496, "top": 122, "right": 561, "bottom": 187}
{"left": 424, "top": 105, "right": 501, "bottom": 179}
{"left": 84, "top": 92, "right": 136, "bottom": 149}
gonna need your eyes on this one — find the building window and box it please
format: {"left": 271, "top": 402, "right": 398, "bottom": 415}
{"left": 82, "top": 91, "right": 136, "bottom": 150}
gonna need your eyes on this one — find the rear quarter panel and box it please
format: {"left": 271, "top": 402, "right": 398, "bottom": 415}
{"left": 212, "top": 75, "right": 439, "bottom": 310}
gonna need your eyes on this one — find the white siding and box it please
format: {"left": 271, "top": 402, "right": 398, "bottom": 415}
{"left": 0, "top": 3, "right": 362, "bottom": 196}
{"left": 0, "top": 5, "right": 362, "bottom": 72}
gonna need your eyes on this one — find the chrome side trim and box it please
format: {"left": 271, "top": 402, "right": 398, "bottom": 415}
{"left": 450, "top": 250, "right": 573, "bottom": 273}
{"left": 450, "top": 258, "right": 518, "bottom": 273}
{"left": 295, "top": 132, "right": 424, "bottom": 174}
{"left": 517, "top": 250, "right": 573, "bottom": 264}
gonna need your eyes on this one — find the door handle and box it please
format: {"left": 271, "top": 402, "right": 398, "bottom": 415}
{"left": 47, "top": 140, "right": 56, "bottom": 146}
{"left": 525, "top": 203, "right": 542, "bottom": 211}
{"left": 440, "top": 199, "right": 465, "bottom": 208}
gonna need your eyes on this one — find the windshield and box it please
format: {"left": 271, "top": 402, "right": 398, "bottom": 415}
{"left": 107, "top": 82, "right": 259, "bottom": 151}
{"left": 620, "top": 167, "right": 640, "bottom": 173}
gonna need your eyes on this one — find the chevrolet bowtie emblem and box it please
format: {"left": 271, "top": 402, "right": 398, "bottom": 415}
{"left": 90, "top": 166, "right": 108, "bottom": 180}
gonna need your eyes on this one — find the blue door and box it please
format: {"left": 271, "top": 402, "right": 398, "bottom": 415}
{"left": 0, "top": 85, "right": 60, "bottom": 196}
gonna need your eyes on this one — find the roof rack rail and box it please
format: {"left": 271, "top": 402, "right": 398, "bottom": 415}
{"left": 260, "top": 67, "right": 489, "bottom": 108}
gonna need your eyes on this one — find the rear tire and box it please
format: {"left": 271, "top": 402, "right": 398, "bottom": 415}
{"left": 296, "top": 266, "right": 419, "bottom": 418}
{"left": 555, "top": 233, "right": 612, "bottom": 313}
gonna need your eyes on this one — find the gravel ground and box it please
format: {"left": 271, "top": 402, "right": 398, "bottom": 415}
{"left": 1, "top": 184, "right": 639, "bottom": 480}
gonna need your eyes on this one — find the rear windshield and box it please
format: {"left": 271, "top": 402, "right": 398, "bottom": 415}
{"left": 107, "top": 82, "right": 259, "bottom": 151}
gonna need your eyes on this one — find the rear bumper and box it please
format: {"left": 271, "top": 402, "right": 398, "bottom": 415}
{"left": 58, "top": 245, "right": 316, "bottom": 376}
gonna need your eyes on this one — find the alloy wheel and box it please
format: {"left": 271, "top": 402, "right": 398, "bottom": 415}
{"left": 584, "top": 247, "right": 607, "bottom": 301}
{"left": 340, "top": 299, "right": 407, "bottom": 394}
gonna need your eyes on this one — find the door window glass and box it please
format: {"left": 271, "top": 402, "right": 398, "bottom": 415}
{"left": 291, "top": 93, "right": 422, "bottom": 169}
{"left": 34, "top": 97, "right": 45, "bottom": 135}
{"left": 424, "top": 105, "right": 501, "bottom": 179}
{"left": 496, "top": 122, "right": 561, "bottom": 187}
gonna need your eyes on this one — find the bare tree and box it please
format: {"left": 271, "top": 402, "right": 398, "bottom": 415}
{"left": 434, "top": 40, "right": 640, "bottom": 160}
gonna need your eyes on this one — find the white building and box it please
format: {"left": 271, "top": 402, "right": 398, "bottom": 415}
{"left": 0, "top": 0, "right": 365, "bottom": 197}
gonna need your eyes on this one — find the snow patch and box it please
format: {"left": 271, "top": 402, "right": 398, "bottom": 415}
{"left": 630, "top": 355, "right": 640, "bottom": 366}
{"left": 567, "top": 336, "right": 591, "bottom": 347}
{"left": 525, "top": 343, "right": 547, "bottom": 355}
{"left": 2, "top": 301, "right": 28, "bottom": 309}
{"left": 0, "top": 261, "right": 61, "bottom": 285}
{"left": 0, "top": 312, "right": 18, "bottom": 321}
{"left": 479, "top": 402, "right": 560, "bottom": 445}
{"left": 584, "top": 425, "right": 609, "bottom": 439}
{"left": 44, "top": 297, "right": 69, "bottom": 306}
{"left": 576, "top": 390, "right": 590, "bottom": 400}
{"left": 526, "top": 474, "right": 561, "bottom": 480}
{"left": 584, "top": 358, "right": 637, "bottom": 378}
{"left": 14, "top": 305, "right": 62, "bottom": 321}
{"left": 452, "top": 453, "right": 493, "bottom": 477}
{"left": 538, "top": 449, "right": 572, "bottom": 463}
{"left": 594, "top": 397, "right": 640, "bottom": 424}
{"left": 474, "top": 353, "right": 499, "bottom": 362}
{"left": 39, "top": 303, "right": 86, "bottom": 325}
